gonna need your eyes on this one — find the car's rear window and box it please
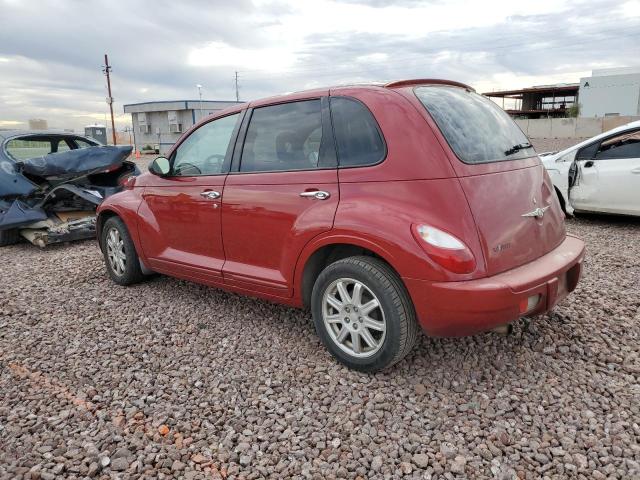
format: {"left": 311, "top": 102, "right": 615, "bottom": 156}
{"left": 415, "top": 85, "right": 535, "bottom": 164}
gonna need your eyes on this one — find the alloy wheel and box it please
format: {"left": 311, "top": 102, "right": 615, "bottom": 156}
{"left": 106, "top": 227, "right": 126, "bottom": 276}
{"left": 322, "top": 277, "right": 387, "bottom": 358}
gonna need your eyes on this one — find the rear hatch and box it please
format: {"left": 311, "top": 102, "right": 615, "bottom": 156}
{"left": 414, "top": 85, "right": 566, "bottom": 276}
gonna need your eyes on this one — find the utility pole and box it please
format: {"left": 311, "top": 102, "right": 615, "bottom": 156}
{"left": 235, "top": 71, "right": 240, "bottom": 102}
{"left": 103, "top": 54, "right": 117, "bottom": 145}
{"left": 196, "top": 84, "right": 203, "bottom": 120}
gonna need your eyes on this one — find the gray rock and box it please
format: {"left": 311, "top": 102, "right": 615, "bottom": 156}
{"left": 440, "top": 442, "right": 458, "bottom": 459}
{"left": 413, "top": 453, "right": 430, "bottom": 469}
{"left": 110, "top": 457, "right": 129, "bottom": 472}
{"left": 371, "top": 455, "right": 383, "bottom": 472}
{"left": 450, "top": 455, "right": 467, "bottom": 474}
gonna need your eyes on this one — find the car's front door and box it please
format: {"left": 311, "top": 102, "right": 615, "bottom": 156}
{"left": 572, "top": 128, "right": 640, "bottom": 215}
{"left": 221, "top": 97, "right": 339, "bottom": 297}
{"left": 138, "top": 112, "right": 242, "bottom": 283}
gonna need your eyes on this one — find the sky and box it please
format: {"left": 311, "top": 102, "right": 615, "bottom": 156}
{"left": 0, "top": 0, "right": 639, "bottom": 132}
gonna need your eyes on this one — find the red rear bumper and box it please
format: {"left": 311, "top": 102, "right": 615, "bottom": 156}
{"left": 404, "top": 234, "right": 585, "bottom": 337}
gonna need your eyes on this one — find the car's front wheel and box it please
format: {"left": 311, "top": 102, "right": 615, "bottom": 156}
{"left": 311, "top": 256, "right": 419, "bottom": 372}
{"left": 101, "top": 216, "right": 144, "bottom": 286}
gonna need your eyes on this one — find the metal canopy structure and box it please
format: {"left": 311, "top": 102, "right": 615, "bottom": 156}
{"left": 483, "top": 84, "right": 580, "bottom": 118}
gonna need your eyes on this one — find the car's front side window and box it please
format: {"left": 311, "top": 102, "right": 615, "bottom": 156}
{"left": 55, "top": 139, "right": 71, "bottom": 152}
{"left": 172, "top": 113, "right": 240, "bottom": 176}
{"left": 240, "top": 100, "right": 323, "bottom": 173}
{"left": 595, "top": 129, "right": 640, "bottom": 160}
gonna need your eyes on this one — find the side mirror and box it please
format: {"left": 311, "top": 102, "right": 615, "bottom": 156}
{"left": 149, "top": 156, "right": 170, "bottom": 176}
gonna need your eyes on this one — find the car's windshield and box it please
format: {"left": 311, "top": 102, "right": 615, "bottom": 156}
{"left": 415, "top": 85, "right": 535, "bottom": 164}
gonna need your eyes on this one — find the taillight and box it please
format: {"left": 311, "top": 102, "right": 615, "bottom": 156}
{"left": 120, "top": 175, "right": 136, "bottom": 190}
{"left": 412, "top": 224, "right": 476, "bottom": 274}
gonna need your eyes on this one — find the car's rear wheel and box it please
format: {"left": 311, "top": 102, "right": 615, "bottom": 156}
{"left": 311, "top": 256, "right": 419, "bottom": 372}
{"left": 101, "top": 216, "right": 144, "bottom": 286}
{"left": 0, "top": 229, "right": 21, "bottom": 247}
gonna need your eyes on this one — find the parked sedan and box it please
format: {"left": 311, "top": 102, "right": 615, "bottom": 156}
{"left": 541, "top": 120, "right": 640, "bottom": 216}
{"left": 97, "top": 79, "right": 585, "bottom": 371}
{"left": 0, "top": 130, "right": 138, "bottom": 247}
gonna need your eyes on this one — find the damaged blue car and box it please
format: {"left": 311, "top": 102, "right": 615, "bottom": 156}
{"left": 0, "top": 131, "right": 138, "bottom": 247}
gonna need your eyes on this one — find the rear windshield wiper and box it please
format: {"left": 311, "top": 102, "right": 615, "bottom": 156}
{"left": 504, "top": 142, "right": 532, "bottom": 156}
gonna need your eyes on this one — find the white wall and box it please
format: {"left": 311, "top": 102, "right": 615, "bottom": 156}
{"left": 578, "top": 72, "right": 640, "bottom": 117}
{"left": 516, "top": 116, "right": 640, "bottom": 139}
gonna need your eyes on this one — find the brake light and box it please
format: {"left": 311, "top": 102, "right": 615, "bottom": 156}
{"left": 412, "top": 224, "right": 476, "bottom": 274}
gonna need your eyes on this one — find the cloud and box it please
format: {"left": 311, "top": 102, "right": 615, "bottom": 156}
{"left": 0, "top": 0, "right": 638, "bottom": 131}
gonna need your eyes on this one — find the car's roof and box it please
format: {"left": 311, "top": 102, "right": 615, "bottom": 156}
{"left": 0, "top": 129, "right": 94, "bottom": 142}
{"left": 247, "top": 78, "right": 473, "bottom": 107}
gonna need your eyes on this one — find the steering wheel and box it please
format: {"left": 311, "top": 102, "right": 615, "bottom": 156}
{"left": 174, "top": 162, "right": 201, "bottom": 175}
{"left": 203, "top": 154, "right": 225, "bottom": 172}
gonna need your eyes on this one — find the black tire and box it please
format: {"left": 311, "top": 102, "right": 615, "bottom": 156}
{"left": 0, "top": 229, "right": 21, "bottom": 247}
{"left": 311, "top": 256, "right": 419, "bottom": 372}
{"left": 101, "top": 216, "right": 144, "bottom": 286}
{"left": 554, "top": 187, "right": 568, "bottom": 218}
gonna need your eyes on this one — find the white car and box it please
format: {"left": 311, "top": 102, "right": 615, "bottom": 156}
{"left": 541, "top": 120, "right": 640, "bottom": 216}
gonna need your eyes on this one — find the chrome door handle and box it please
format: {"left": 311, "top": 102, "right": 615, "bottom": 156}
{"left": 200, "top": 191, "right": 221, "bottom": 199}
{"left": 631, "top": 167, "right": 640, "bottom": 174}
{"left": 300, "top": 190, "right": 331, "bottom": 200}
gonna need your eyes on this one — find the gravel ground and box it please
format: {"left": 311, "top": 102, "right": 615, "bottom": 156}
{"left": 1, "top": 215, "right": 639, "bottom": 480}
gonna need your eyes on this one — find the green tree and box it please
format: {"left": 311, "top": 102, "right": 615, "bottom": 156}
{"left": 566, "top": 103, "right": 581, "bottom": 118}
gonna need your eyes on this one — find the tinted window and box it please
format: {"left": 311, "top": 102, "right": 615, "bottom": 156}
{"left": 595, "top": 129, "right": 640, "bottom": 160}
{"left": 6, "top": 138, "right": 54, "bottom": 160}
{"left": 172, "top": 113, "right": 239, "bottom": 176}
{"left": 415, "top": 86, "right": 535, "bottom": 164}
{"left": 330, "top": 97, "right": 385, "bottom": 167}
{"left": 240, "top": 100, "right": 322, "bottom": 172}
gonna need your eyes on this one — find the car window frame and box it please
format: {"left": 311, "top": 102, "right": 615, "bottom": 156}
{"left": 329, "top": 95, "right": 388, "bottom": 169}
{"left": 167, "top": 110, "right": 245, "bottom": 177}
{"left": 4, "top": 136, "right": 55, "bottom": 161}
{"left": 413, "top": 85, "right": 537, "bottom": 165}
{"left": 70, "top": 137, "right": 100, "bottom": 149}
{"left": 576, "top": 128, "right": 640, "bottom": 161}
{"left": 229, "top": 97, "right": 337, "bottom": 174}
{"left": 588, "top": 128, "right": 640, "bottom": 161}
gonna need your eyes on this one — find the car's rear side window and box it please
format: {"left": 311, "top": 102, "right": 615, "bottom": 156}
{"left": 415, "top": 85, "right": 535, "bottom": 164}
{"left": 240, "top": 100, "right": 323, "bottom": 173}
{"left": 330, "top": 97, "right": 385, "bottom": 167}
{"left": 5, "top": 138, "right": 53, "bottom": 160}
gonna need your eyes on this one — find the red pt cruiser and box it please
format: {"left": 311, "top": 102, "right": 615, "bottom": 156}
{"left": 98, "top": 79, "right": 585, "bottom": 371}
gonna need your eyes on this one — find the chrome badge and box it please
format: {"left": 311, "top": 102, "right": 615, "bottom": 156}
{"left": 522, "top": 206, "right": 550, "bottom": 219}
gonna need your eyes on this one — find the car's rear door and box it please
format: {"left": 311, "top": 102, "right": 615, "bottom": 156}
{"left": 137, "top": 111, "right": 243, "bottom": 283}
{"left": 221, "top": 95, "right": 339, "bottom": 297}
{"left": 571, "top": 128, "right": 640, "bottom": 215}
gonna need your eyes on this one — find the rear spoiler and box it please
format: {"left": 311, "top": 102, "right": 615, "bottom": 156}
{"left": 385, "top": 79, "right": 474, "bottom": 91}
